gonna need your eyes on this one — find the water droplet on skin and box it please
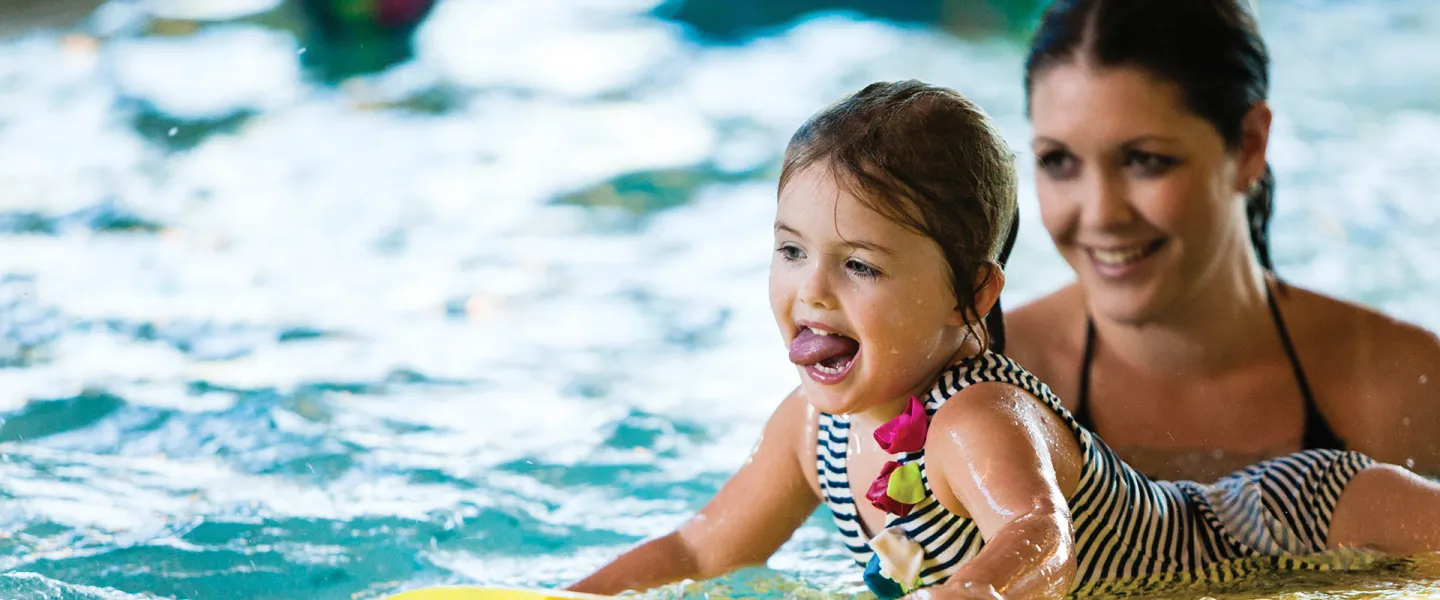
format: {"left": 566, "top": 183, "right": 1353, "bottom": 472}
{"left": 1403, "top": 417, "right": 1411, "bottom": 427}
{"left": 1422, "top": 375, "right": 1429, "bottom": 385}
{"left": 167, "top": 127, "right": 178, "bottom": 137}
{"left": 1406, "top": 458, "right": 1417, "bottom": 469}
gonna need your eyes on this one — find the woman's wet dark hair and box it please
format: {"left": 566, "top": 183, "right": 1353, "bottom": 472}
{"left": 1024, "top": 0, "right": 1278, "bottom": 271}
{"left": 780, "top": 80, "right": 1020, "bottom": 352}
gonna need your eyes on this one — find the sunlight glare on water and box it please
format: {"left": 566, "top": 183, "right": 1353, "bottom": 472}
{"left": 0, "top": 0, "right": 1436, "bottom": 598}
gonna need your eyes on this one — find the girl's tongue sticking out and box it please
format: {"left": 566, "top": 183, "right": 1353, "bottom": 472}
{"left": 790, "top": 327, "right": 860, "bottom": 384}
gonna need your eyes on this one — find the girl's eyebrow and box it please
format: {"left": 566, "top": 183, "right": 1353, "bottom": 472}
{"left": 774, "top": 222, "right": 893, "bottom": 255}
{"left": 846, "top": 238, "right": 893, "bottom": 255}
{"left": 774, "top": 222, "right": 805, "bottom": 239}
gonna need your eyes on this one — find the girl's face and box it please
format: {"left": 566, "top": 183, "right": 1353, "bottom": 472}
{"left": 1029, "top": 64, "right": 1268, "bottom": 324}
{"left": 769, "top": 163, "right": 980, "bottom": 420}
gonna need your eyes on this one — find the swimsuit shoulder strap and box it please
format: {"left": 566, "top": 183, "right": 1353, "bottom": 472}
{"left": 1075, "top": 316, "right": 1098, "bottom": 431}
{"left": 1076, "top": 282, "right": 1344, "bottom": 450}
{"left": 1265, "top": 282, "right": 1346, "bottom": 450}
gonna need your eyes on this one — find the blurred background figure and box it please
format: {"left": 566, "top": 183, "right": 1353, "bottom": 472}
{"left": 662, "top": 0, "right": 1045, "bottom": 38}
{"left": 0, "top": 0, "right": 1436, "bottom": 599}
{"left": 294, "top": 0, "right": 437, "bottom": 81}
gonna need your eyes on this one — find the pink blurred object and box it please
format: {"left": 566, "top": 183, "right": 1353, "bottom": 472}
{"left": 376, "top": 0, "right": 435, "bottom": 28}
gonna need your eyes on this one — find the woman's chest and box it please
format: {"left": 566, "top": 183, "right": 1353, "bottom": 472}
{"left": 1086, "top": 360, "right": 1313, "bottom": 480}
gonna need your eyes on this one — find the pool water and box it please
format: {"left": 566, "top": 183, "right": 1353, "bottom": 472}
{"left": 0, "top": 0, "right": 1437, "bottom": 598}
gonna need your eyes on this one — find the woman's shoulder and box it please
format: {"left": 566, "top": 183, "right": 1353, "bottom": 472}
{"left": 1280, "top": 284, "right": 1438, "bottom": 368}
{"left": 1002, "top": 283, "right": 1088, "bottom": 408}
{"left": 1279, "top": 284, "right": 1440, "bottom": 467}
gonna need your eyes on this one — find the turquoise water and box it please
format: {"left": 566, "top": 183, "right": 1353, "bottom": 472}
{"left": 0, "top": 1, "right": 1438, "bottom": 598}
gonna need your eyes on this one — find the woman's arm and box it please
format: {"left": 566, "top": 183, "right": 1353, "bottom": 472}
{"left": 921, "top": 382, "right": 1084, "bottom": 600}
{"left": 1371, "top": 326, "right": 1440, "bottom": 476}
{"left": 567, "top": 389, "right": 821, "bottom": 595}
{"left": 1320, "top": 303, "right": 1440, "bottom": 477}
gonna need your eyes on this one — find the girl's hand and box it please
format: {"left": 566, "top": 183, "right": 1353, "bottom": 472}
{"left": 568, "top": 388, "right": 820, "bottom": 595}
{"left": 908, "top": 581, "right": 1005, "bottom": 600}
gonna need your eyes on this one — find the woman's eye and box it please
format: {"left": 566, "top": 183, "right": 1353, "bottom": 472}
{"left": 1123, "top": 151, "right": 1178, "bottom": 176}
{"left": 1036, "top": 150, "right": 1077, "bottom": 179}
{"left": 846, "top": 259, "right": 881, "bottom": 279}
{"left": 776, "top": 244, "right": 804, "bottom": 261}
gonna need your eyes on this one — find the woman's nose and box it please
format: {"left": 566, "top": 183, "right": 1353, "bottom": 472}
{"left": 1080, "top": 169, "right": 1138, "bottom": 231}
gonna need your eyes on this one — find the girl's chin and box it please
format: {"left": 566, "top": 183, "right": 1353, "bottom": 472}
{"left": 799, "top": 383, "right": 910, "bottom": 419}
{"left": 798, "top": 382, "right": 861, "bottom": 415}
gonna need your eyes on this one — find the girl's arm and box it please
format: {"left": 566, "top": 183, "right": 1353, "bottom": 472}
{"left": 567, "top": 389, "right": 821, "bottom": 595}
{"left": 921, "top": 382, "right": 1084, "bottom": 600}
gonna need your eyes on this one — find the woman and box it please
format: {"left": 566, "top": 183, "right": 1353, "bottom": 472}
{"left": 1006, "top": 0, "right": 1440, "bottom": 483}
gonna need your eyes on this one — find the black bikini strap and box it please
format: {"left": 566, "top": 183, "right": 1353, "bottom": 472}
{"left": 1075, "top": 316, "right": 1097, "bottom": 430}
{"left": 1076, "top": 282, "right": 1341, "bottom": 449}
{"left": 1265, "top": 282, "right": 1345, "bottom": 450}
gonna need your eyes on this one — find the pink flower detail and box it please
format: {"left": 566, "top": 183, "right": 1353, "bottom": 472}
{"left": 866, "top": 461, "right": 916, "bottom": 517}
{"left": 874, "top": 396, "right": 929, "bottom": 454}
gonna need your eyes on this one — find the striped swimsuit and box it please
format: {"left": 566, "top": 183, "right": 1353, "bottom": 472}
{"left": 816, "top": 351, "right": 1381, "bottom": 597}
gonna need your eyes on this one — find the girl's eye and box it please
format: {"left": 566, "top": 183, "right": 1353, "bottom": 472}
{"left": 776, "top": 244, "right": 805, "bottom": 262}
{"left": 1036, "top": 150, "right": 1078, "bottom": 179}
{"left": 1123, "top": 150, "right": 1179, "bottom": 177}
{"left": 846, "top": 258, "right": 882, "bottom": 279}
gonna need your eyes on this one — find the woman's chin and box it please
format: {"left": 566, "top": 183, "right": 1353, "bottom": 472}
{"left": 1086, "top": 281, "right": 1170, "bottom": 326}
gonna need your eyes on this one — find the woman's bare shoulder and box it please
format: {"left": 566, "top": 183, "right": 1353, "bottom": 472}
{"left": 1280, "top": 284, "right": 1440, "bottom": 469}
{"left": 1003, "top": 284, "right": 1088, "bottom": 406}
{"left": 1006, "top": 284, "right": 1087, "bottom": 353}
{"left": 1281, "top": 285, "right": 1439, "bottom": 370}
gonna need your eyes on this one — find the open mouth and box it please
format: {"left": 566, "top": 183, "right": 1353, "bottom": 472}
{"left": 789, "top": 325, "right": 859, "bottom": 384}
{"left": 1087, "top": 239, "right": 1166, "bottom": 269}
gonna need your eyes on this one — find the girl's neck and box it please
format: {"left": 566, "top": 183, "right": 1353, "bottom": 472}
{"left": 1090, "top": 247, "right": 1272, "bottom": 375}
{"left": 851, "top": 335, "right": 985, "bottom": 427}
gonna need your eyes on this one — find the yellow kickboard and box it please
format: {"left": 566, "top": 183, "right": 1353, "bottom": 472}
{"left": 388, "top": 587, "right": 616, "bottom": 600}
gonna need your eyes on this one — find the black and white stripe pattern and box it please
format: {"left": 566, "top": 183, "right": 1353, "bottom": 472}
{"left": 815, "top": 351, "right": 1380, "bottom": 595}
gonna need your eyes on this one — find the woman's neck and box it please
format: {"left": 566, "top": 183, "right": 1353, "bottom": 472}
{"left": 1089, "top": 248, "right": 1273, "bottom": 375}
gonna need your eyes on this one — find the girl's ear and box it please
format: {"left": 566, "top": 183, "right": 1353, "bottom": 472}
{"left": 946, "top": 262, "right": 1006, "bottom": 328}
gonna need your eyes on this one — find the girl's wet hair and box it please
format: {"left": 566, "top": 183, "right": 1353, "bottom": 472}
{"left": 1025, "top": 0, "right": 1277, "bottom": 271}
{"left": 779, "top": 80, "right": 1020, "bottom": 352}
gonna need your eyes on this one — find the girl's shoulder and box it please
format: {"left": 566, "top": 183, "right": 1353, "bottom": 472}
{"left": 924, "top": 354, "right": 1086, "bottom": 520}
{"left": 928, "top": 353, "right": 1072, "bottom": 438}
{"left": 772, "top": 387, "right": 825, "bottom": 497}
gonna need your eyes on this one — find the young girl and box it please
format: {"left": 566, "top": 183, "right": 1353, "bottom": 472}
{"left": 566, "top": 81, "right": 1440, "bottom": 600}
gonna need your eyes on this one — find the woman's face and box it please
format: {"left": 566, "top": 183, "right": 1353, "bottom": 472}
{"left": 1029, "top": 63, "right": 1268, "bottom": 325}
